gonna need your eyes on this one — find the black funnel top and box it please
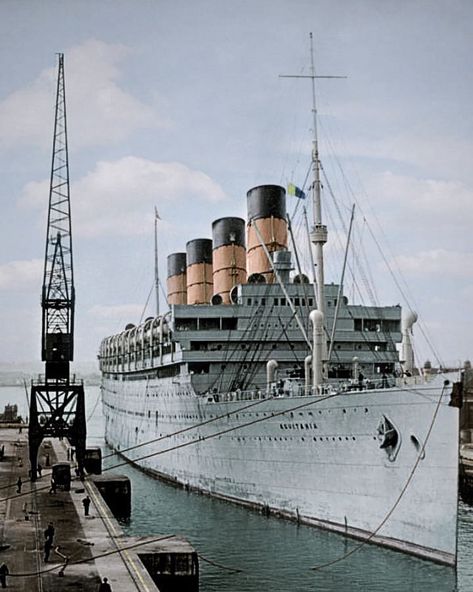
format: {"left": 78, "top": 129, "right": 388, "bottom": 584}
{"left": 212, "top": 217, "right": 246, "bottom": 249}
{"left": 247, "top": 185, "right": 286, "bottom": 222}
{"left": 167, "top": 253, "right": 187, "bottom": 278}
{"left": 186, "top": 239, "right": 213, "bottom": 266}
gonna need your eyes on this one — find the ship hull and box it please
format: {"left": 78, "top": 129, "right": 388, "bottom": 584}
{"left": 101, "top": 372, "right": 459, "bottom": 565}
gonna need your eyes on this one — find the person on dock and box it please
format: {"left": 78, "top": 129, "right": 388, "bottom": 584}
{"left": 82, "top": 495, "right": 91, "bottom": 516}
{"left": 49, "top": 478, "right": 57, "bottom": 494}
{"left": 98, "top": 577, "right": 112, "bottom": 591}
{"left": 44, "top": 538, "right": 53, "bottom": 562}
{"left": 44, "top": 522, "right": 55, "bottom": 544}
{"left": 44, "top": 522, "right": 55, "bottom": 562}
{"left": 16, "top": 476, "right": 22, "bottom": 494}
{"left": 0, "top": 562, "right": 9, "bottom": 588}
{"left": 37, "top": 464, "right": 43, "bottom": 478}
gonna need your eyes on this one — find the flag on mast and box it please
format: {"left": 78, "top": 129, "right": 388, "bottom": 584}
{"left": 155, "top": 206, "right": 161, "bottom": 220}
{"left": 287, "top": 183, "right": 306, "bottom": 199}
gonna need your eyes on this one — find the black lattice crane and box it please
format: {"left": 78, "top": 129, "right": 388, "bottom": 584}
{"left": 29, "top": 54, "right": 86, "bottom": 480}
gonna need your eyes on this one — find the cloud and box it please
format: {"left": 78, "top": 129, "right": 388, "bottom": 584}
{"left": 370, "top": 171, "right": 472, "bottom": 217}
{"left": 356, "top": 172, "right": 473, "bottom": 252}
{"left": 322, "top": 98, "right": 473, "bottom": 182}
{"left": 0, "top": 259, "right": 43, "bottom": 291}
{"left": 392, "top": 249, "right": 473, "bottom": 278}
{"left": 0, "top": 39, "right": 163, "bottom": 151}
{"left": 20, "top": 156, "right": 227, "bottom": 238}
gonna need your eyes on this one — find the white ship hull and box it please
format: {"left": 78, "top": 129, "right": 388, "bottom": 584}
{"left": 101, "top": 372, "right": 459, "bottom": 565}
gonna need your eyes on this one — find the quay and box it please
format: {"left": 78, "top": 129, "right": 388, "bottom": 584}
{"left": 0, "top": 426, "right": 198, "bottom": 591}
{"left": 460, "top": 444, "right": 473, "bottom": 504}
{"left": 460, "top": 364, "right": 473, "bottom": 503}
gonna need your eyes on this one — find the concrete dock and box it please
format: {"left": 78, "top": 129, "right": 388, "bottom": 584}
{"left": 0, "top": 427, "right": 197, "bottom": 591}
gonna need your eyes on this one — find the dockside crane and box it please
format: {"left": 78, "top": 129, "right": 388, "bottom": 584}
{"left": 29, "top": 54, "right": 86, "bottom": 481}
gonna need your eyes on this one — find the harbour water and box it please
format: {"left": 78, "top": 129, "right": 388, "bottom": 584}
{"left": 2, "top": 384, "right": 472, "bottom": 591}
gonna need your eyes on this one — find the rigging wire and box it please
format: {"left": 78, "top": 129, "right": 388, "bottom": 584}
{"left": 197, "top": 553, "right": 242, "bottom": 574}
{"left": 139, "top": 281, "right": 154, "bottom": 325}
{"left": 103, "top": 381, "right": 452, "bottom": 474}
{"left": 0, "top": 378, "right": 454, "bottom": 505}
{"left": 363, "top": 221, "right": 444, "bottom": 367}
{"left": 310, "top": 381, "right": 447, "bottom": 571}
{"left": 319, "top": 122, "right": 443, "bottom": 366}
{"left": 9, "top": 534, "right": 176, "bottom": 578}
{"left": 86, "top": 388, "right": 101, "bottom": 422}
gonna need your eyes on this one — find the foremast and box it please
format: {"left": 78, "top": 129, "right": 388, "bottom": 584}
{"left": 307, "top": 32, "right": 328, "bottom": 323}
{"left": 280, "top": 33, "right": 345, "bottom": 370}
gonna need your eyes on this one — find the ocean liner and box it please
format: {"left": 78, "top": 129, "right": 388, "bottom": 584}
{"left": 99, "top": 43, "right": 460, "bottom": 566}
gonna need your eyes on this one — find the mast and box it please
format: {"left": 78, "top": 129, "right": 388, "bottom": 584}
{"left": 308, "top": 32, "right": 327, "bottom": 322}
{"left": 280, "top": 33, "right": 346, "bottom": 356}
{"left": 154, "top": 206, "right": 160, "bottom": 316}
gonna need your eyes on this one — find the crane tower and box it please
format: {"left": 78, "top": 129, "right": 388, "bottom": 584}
{"left": 29, "top": 54, "right": 86, "bottom": 480}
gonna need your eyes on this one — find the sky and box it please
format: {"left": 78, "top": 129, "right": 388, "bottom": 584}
{"left": 0, "top": 0, "right": 471, "bottom": 369}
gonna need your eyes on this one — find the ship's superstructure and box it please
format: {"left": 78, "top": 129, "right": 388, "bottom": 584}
{"left": 100, "top": 185, "right": 402, "bottom": 387}
{"left": 99, "top": 183, "right": 459, "bottom": 566}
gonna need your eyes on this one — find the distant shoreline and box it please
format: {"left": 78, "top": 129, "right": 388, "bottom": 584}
{"left": 0, "top": 375, "right": 101, "bottom": 388}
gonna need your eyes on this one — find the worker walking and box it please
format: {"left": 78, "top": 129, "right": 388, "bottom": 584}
{"left": 44, "top": 537, "right": 53, "bottom": 562}
{"left": 0, "top": 562, "right": 9, "bottom": 588}
{"left": 44, "top": 522, "right": 55, "bottom": 543}
{"left": 98, "top": 577, "right": 112, "bottom": 591}
{"left": 16, "top": 476, "right": 22, "bottom": 494}
{"left": 44, "top": 522, "right": 55, "bottom": 563}
{"left": 82, "top": 495, "right": 91, "bottom": 517}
